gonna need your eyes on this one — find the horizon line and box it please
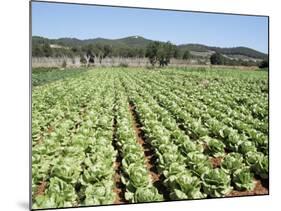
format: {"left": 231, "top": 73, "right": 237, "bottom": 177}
{"left": 32, "top": 34, "right": 268, "bottom": 54}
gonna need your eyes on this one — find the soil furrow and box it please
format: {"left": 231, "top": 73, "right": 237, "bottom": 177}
{"left": 112, "top": 96, "right": 127, "bottom": 204}
{"left": 128, "top": 102, "right": 170, "bottom": 200}
{"left": 34, "top": 180, "right": 47, "bottom": 198}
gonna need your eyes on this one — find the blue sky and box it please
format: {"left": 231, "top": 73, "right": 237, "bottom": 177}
{"left": 32, "top": 1, "right": 268, "bottom": 53}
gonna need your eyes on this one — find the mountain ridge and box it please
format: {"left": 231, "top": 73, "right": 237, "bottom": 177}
{"left": 32, "top": 35, "right": 268, "bottom": 60}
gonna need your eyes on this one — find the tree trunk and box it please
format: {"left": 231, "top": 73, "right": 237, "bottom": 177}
{"left": 84, "top": 54, "right": 91, "bottom": 68}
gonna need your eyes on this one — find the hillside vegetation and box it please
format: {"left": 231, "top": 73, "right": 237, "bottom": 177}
{"left": 32, "top": 36, "right": 268, "bottom": 67}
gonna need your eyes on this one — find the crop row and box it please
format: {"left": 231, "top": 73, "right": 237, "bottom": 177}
{"left": 32, "top": 73, "right": 117, "bottom": 208}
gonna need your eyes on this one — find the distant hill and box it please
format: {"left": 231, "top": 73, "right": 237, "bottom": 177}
{"left": 178, "top": 44, "right": 210, "bottom": 52}
{"left": 32, "top": 35, "right": 268, "bottom": 61}
{"left": 178, "top": 44, "right": 267, "bottom": 60}
{"left": 33, "top": 35, "right": 152, "bottom": 48}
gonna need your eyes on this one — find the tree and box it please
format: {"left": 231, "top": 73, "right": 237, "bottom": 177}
{"left": 42, "top": 43, "right": 53, "bottom": 57}
{"left": 84, "top": 53, "right": 91, "bottom": 67}
{"left": 92, "top": 44, "right": 112, "bottom": 64}
{"left": 210, "top": 53, "right": 225, "bottom": 65}
{"left": 145, "top": 41, "right": 160, "bottom": 66}
{"left": 136, "top": 48, "right": 145, "bottom": 58}
{"left": 71, "top": 46, "right": 81, "bottom": 54}
{"left": 259, "top": 60, "right": 269, "bottom": 69}
{"left": 145, "top": 41, "right": 176, "bottom": 67}
{"left": 103, "top": 44, "right": 112, "bottom": 59}
{"left": 182, "top": 50, "right": 191, "bottom": 60}
{"left": 81, "top": 44, "right": 95, "bottom": 67}
{"left": 158, "top": 42, "right": 175, "bottom": 67}
{"left": 173, "top": 48, "right": 181, "bottom": 59}
{"left": 32, "top": 45, "right": 43, "bottom": 57}
{"left": 125, "top": 48, "right": 137, "bottom": 58}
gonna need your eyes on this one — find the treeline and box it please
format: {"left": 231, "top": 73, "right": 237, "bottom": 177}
{"left": 32, "top": 41, "right": 191, "bottom": 60}
{"left": 210, "top": 53, "right": 268, "bottom": 67}
{"left": 209, "top": 46, "right": 267, "bottom": 59}
{"left": 32, "top": 41, "right": 193, "bottom": 65}
{"left": 32, "top": 40, "right": 267, "bottom": 68}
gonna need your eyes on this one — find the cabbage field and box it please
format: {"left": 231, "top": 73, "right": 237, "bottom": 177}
{"left": 31, "top": 67, "right": 269, "bottom": 209}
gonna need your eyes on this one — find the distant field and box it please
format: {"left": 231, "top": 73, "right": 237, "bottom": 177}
{"left": 32, "top": 67, "right": 88, "bottom": 86}
{"left": 32, "top": 67, "right": 268, "bottom": 209}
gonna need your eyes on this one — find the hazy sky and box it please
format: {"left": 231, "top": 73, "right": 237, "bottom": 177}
{"left": 32, "top": 1, "right": 268, "bottom": 53}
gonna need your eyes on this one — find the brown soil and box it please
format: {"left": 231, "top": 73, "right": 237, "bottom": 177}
{"left": 209, "top": 156, "right": 223, "bottom": 168}
{"left": 47, "top": 126, "right": 54, "bottom": 134}
{"left": 228, "top": 179, "right": 269, "bottom": 197}
{"left": 112, "top": 109, "right": 127, "bottom": 204}
{"left": 35, "top": 181, "right": 47, "bottom": 196}
{"left": 129, "top": 103, "right": 170, "bottom": 200}
{"left": 113, "top": 157, "right": 126, "bottom": 204}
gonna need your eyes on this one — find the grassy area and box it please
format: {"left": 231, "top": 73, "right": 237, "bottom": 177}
{"left": 32, "top": 67, "right": 89, "bottom": 86}
{"left": 160, "top": 67, "right": 268, "bottom": 79}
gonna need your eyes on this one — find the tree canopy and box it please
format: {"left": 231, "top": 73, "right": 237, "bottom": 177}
{"left": 145, "top": 41, "right": 177, "bottom": 67}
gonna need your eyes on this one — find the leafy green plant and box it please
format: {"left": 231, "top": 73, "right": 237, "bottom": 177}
{"left": 252, "top": 155, "right": 269, "bottom": 179}
{"left": 122, "top": 152, "right": 146, "bottom": 170}
{"left": 201, "top": 168, "right": 233, "bottom": 197}
{"left": 157, "top": 151, "right": 186, "bottom": 172}
{"left": 50, "top": 158, "right": 82, "bottom": 184}
{"left": 221, "top": 153, "right": 244, "bottom": 174}
{"left": 33, "top": 177, "right": 77, "bottom": 209}
{"left": 245, "top": 151, "right": 264, "bottom": 166}
{"left": 80, "top": 161, "right": 115, "bottom": 185}
{"left": 179, "top": 139, "right": 204, "bottom": 155}
{"left": 238, "top": 141, "right": 257, "bottom": 155}
{"left": 224, "top": 132, "right": 242, "bottom": 152}
{"left": 202, "top": 136, "right": 225, "bottom": 157}
{"left": 233, "top": 168, "right": 255, "bottom": 191}
{"left": 185, "top": 151, "right": 212, "bottom": 176}
{"left": 121, "top": 164, "right": 150, "bottom": 191}
{"left": 166, "top": 172, "right": 206, "bottom": 199}
{"left": 84, "top": 181, "right": 115, "bottom": 205}
{"left": 125, "top": 186, "right": 163, "bottom": 203}
{"left": 163, "top": 162, "right": 186, "bottom": 178}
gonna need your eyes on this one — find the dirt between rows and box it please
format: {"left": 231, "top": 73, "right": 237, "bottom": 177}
{"left": 35, "top": 181, "right": 47, "bottom": 197}
{"left": 113, "top": 157, "right": 126, "bottom": 204}
{"left": 112, "top": 109, "right": 127, "bottom": 204}
{"left": 128, "top": 103, "right": 170, "bottom": 200}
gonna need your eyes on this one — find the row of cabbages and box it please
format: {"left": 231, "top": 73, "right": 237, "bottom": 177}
{"left": 121, "top": 70, "right": 268, "bottom": 198}
{"left": 115, "top": 80, "right": 164, "bottom": 202}
{"left": 32, "top": 74, "right": 118, "bottom": 209}
{"left": 32, "top": 69, "right": 269, "bottom": 209}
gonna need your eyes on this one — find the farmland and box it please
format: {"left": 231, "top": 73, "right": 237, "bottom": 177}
{"left": 32, "top": 67, "right": 269, "bottom": 209}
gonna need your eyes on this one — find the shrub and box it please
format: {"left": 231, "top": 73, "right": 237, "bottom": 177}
{"left": 62, "top": 60, "right": 67, "bottom": 68}
{"left": 210, "top": 53, "right": 225, "bottom": 65}
{"left": 259, "top": 60, "right": 269, "bottom": 69}
{"left": 119, "top": 63, "right": 128, "bottom": 68}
